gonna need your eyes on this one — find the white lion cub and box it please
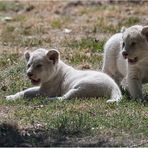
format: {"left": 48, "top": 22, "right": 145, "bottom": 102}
{"left": 6, "top": 48, "right": 121, "bottom": 102}
{"left": 102, "top": 25, "right": 148, "bottom": 100}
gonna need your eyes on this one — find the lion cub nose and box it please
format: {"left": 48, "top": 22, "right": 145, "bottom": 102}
{"left": 122, "top": 51, "right": 128, "bottom": 59}
{"left": 27, "top": 72, "right": 33, "bottom": 77}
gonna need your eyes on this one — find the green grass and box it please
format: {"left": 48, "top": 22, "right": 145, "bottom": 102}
{"left": 51, "top": 19, "right": 62, "bottom": 29}
{"left": 50, "top": 16, "right": 72, "bottom": 29}
{"left": 93, "top": 17, "right": 140, "bottom": 34}
{"left": 0, "top": 53, "right": 20, "bottom": 68}
{"left": 61, "top": 37, "right": 104, "bottom": 67}
{"left": 1, "top": 24, "right": 51, "bottom": 47}
{"left": 93, "top": 20, "right": 120, "bottom": 33}
{"left": 0, "top": 95, "right": 148, "bottom": 146}
{"left": 63, "top": 37, "right": 105, "bottom": 52}
{"left": 121, "top": 16, "right": 140, "bottom": 27}
{"left": 0, "top": 1, "right": 23, "bottom": 12}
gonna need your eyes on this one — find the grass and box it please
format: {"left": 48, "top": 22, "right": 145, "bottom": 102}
{"left": 51, "top": 19, "right": 62, "bottom": 29}
{"left": 50, "top": 16, "right": 72, "bottom": 29}
{"left": 0, "top": 97, "right": 148, "bottom": 146}
{"left": 0, "top": 1, "right": 23, "bottom": 12}
{"left": 63, "top": 37, "right": 105, "bottom": 52}
{"left": 121, "top": 16, "right": 140, "bottom": 26}
{"left": 0, "top": 53, "right": 20, "bottom": 68}
{"left": 1, "top": 23, "right": 51, "bottom": 47}
{"left": 93, "top": 16, "right": 140, "bottom": 34}
{"left": 0, "top": 0, "right": 148, "bottom": 147}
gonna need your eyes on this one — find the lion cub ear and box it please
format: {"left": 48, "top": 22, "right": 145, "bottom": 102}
{"left": 46, "top": 49, "right": 60, "bottom": 64}
{"left": 141, "top": 26, "right": 148, "bottom": 40}
{"left": 24, "top": 51, "right": 30, "bottom": 61}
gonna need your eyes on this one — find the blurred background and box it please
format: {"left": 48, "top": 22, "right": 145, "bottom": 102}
{"left": 0, "top": 0, "right": 148, "bottom": 68}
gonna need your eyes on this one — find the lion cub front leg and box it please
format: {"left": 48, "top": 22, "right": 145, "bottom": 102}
{"left": 47, "top": 89, "right": 79, "bottom": 101}
{"left": 6, "top": 86, "right": 41, "bottom": 101}
{"left": 56, "top": 88, "right": 79, "bottom": 101}
{"left": 127, "top": 70, "right": 143, "bottom": 100}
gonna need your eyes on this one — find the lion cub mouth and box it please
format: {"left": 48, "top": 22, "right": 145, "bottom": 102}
{"left": 30, "top": 78, "right": 41, "bottom": 85}
{"left": 123, "top": 54, "right": 138, "bottom": 64}
{"left": 128, "top": 57, "right": 138, "bottom": 64}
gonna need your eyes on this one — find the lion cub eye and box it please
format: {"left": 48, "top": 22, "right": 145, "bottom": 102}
{"left": 131, "top": 42, "right": 136, "bottom": 46}
{"left": 36, "top": 64, "right": 42, "bottom": 68}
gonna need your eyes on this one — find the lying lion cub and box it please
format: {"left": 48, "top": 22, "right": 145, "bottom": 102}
{"left": 6, "top": 48, "right": 121, "bottom": 102}
{"left": 102, "top": 25, "right": 148, "bottom": 100}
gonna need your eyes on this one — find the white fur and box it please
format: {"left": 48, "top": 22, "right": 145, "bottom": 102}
{"left": 6, "top": 48, "right": 122, "bottom": 103}
{"left": 102, "top": 25, "right": 148, "bottom": 100}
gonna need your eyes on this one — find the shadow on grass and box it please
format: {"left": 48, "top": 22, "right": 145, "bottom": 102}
{"left": 0, "top": 122, "right": 113, "bottom": 147}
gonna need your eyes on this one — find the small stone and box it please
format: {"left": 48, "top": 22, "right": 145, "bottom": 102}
{"left": 1, "top": 16, "right": 13, "bottom": 22}
{"left": 63, "top": 28, "right": 72, "bottom": 34}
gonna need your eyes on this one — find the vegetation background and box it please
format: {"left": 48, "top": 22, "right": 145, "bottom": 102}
{"left": 0, "top": 0, "right": 148, "bottom": 146}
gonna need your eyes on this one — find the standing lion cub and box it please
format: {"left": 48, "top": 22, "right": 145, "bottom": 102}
{"left": 6, "top": 48, "right": 121, "bottom": 102}
{"left": 102, "top": 25, "right": 148, "bottom": 100}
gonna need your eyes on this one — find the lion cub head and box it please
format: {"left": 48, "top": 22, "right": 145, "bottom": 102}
{"left": 24, "top": 48, "right": 60, "bottom": 85}
{"left": 121, "top": 25, "right": 148, "bottom": 64}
